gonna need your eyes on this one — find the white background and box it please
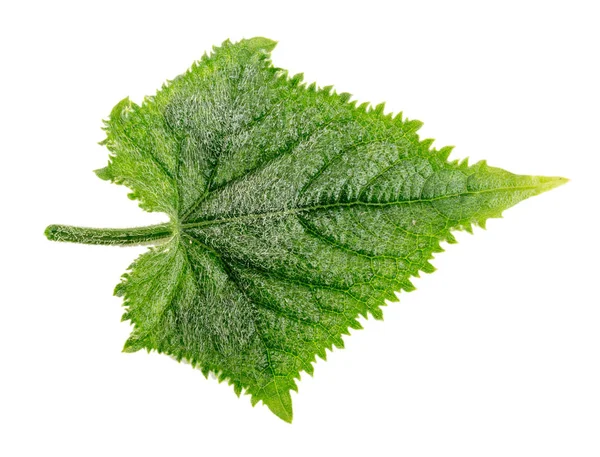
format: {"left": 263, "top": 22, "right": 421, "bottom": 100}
{"left": 1, "top": 1, "right": 598, "bottom": 456}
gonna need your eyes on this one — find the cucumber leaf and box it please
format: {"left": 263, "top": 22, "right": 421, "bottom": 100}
{"left": 45, "top": 37, "right": 566, "bottom": 422}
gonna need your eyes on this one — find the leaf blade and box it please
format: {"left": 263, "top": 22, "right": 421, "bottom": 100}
{"left": 54, "top": 37, "right": 566, "bottom": 422}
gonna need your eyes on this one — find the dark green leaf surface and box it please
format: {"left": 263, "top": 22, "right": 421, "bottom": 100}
{"left": 46, "top": 37, "right": 566, "bottom": 422}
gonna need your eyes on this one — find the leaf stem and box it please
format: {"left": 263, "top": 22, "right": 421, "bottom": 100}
{"left": 44, "top": 222, "right": 174, "bottom": 246}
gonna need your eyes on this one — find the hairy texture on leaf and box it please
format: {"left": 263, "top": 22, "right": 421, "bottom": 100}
{"left": 46, "top": 37, "right": 566, "bottom": 422}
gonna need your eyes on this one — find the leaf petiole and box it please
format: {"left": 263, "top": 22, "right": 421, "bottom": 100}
{"left": 44, "top": 222, "right": 174, "bottom": 246}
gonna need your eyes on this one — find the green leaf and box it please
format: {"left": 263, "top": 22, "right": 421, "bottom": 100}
{"left": 45, "top": 37, "right": 566, "bottom": 423}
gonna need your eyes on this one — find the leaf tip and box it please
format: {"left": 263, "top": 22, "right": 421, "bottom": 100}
{"left": 272, "top": 403, "right": 294, "bottom": 424}
{"left": 259, "top": 382, "right": 294, "bottom": 423}
{"left": 94, "top": 166, "right": 112, "bottom": 181}
{"left": 122, "top": 337, "right": 141, "bottom": 353}
{"left": 535, "top": 175, "right": 569, "bottom": 193}
{"left": 243, "top": 36, "right": 278, "bottom": 53}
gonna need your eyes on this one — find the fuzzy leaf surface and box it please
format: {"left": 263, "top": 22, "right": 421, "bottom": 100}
{"left": 93, "top": 37, "right": 565, "bottom": 422}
